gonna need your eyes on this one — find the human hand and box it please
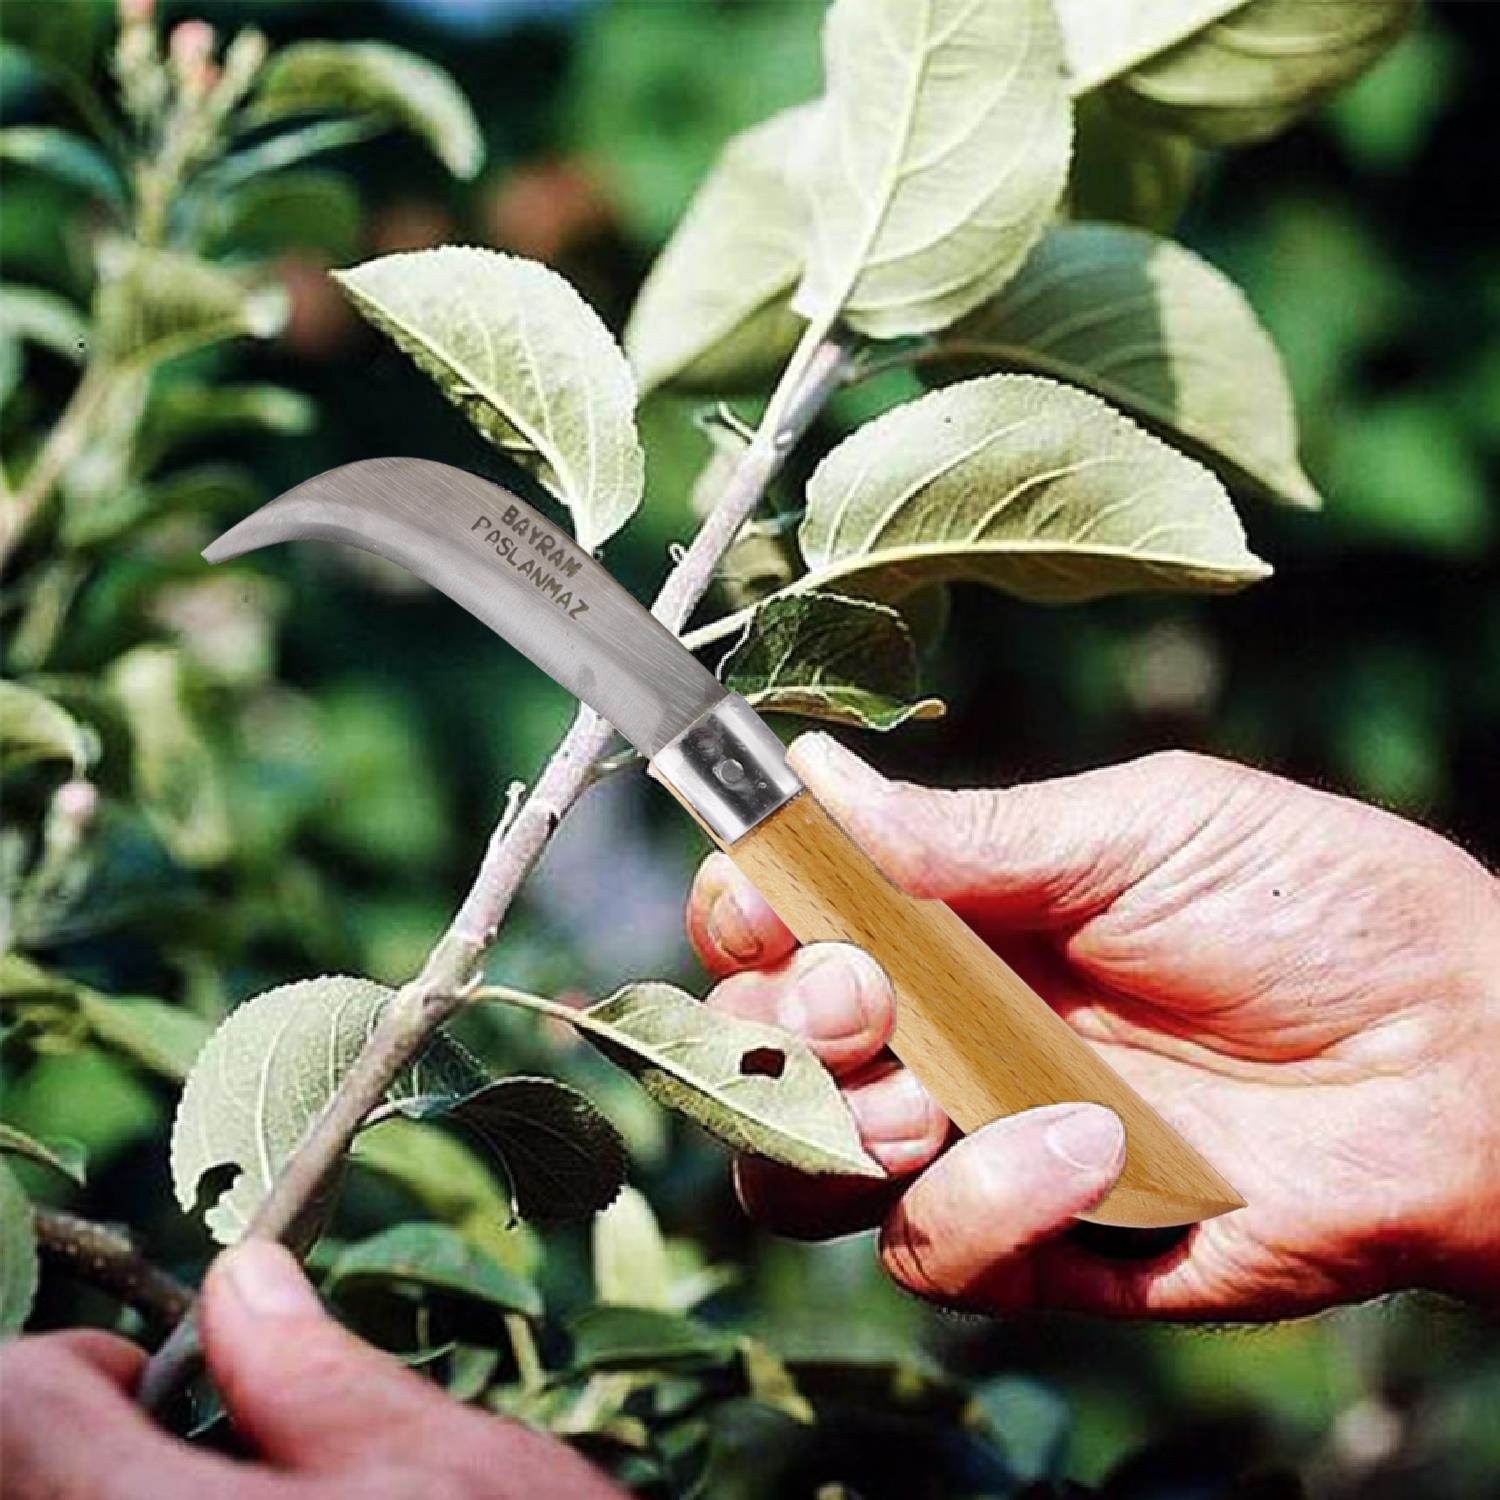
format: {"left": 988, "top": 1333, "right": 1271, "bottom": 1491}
{"left": 686, "top": 737, "right": 1500, "bottom": 1320}
{"left": 0, "top": 1241, "right": 621, "bottom": 1500}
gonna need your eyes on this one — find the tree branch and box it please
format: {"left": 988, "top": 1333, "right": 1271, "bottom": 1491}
{"left": 35, "top": 1207, "right": 195, "bottom": 1331}
{"left": 137, "top": 322, "right": 853, "bottom": 1415}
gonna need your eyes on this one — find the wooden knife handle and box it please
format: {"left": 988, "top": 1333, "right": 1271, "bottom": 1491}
{"left": 723, "top": 790, "right": 1242, "bottom": 1229}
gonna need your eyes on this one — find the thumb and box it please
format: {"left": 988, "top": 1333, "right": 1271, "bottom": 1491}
{"left": 199, "top": 1240, "right": 451, "bottom": 1471}
{"left": 879, "top": 1102, "right": 1126, "bottom": 1312}
{"left": 789, "top": 735, "right": 1224, "bottom": 925}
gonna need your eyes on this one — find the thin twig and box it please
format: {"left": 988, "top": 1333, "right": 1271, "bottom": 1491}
{"left": 35, "top": 1207, "right": 195, "bottom": 1331}
{"left": 137, "top": 324, "right": 854, "bottom": 1416}
{"left": 0, "top": 364, "right": 115, "bottom": 569}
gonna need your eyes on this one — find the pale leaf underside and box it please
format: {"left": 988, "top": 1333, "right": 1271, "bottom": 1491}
{"left": 1055, "top": 0, "right": 1416, "bottom": 145}
{"left": 171, "top": 976, "right": 395, "bottom": 1244}
{"left": 577, "top": 983, "right": 880, "bottom": 1178}
{"left": 625, "top": 107, "right": 811, "bottom": 396}
{"left": 335, "top": 247, "right": 644, "bottom": 551}
{"left": 800, "top": 373, "right": 1270, "bottom": 604}
{"left": 794, "top": 0, "right": 1073, "bottom": 340}
{"left": 926, "top": 223, "right": 1319, "bottom": 508}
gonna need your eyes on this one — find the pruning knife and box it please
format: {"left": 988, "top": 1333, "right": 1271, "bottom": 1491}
{"left": 205, "top": 458, "right": 1242, "bottom": 1229}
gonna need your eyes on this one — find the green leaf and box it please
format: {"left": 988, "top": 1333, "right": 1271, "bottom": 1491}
{"left": 567, "top": 1304, "right": 736, "bottom": 1373}
{"left": 209, "top": 170, "right": 362, "bottom": 261}
{"left": 108, "top": 646, "right": 232, "bottom": 868}
{"left": 77, "top": 993, "right": 210, "bottom": 1083}
{"left": 171, "top": 975, "right": 395, "bottom": 1243}
{"left": 593, "top": 1185, "right": 674, "bottom": 1310}
{"left": 0, "top": 954, "right": 208, "bottom": 1082}
{"left": 1328, "top": 395, "right": 1491, "bottom": 558}
{"left": 1056, "top": 0, "right": 1416, "bottom": 146}
{"left": 0, "top": 2, "right": 105, "bottom": 82}
{"left": 138, "top": 383, "right": 315, "bottom": 467}
{"left": 352, "top": 1118, "right": 541, "bottom": 1276}
{"left": 0, "top": 284, "right": 87, "bottom": 364}
{"left": 0, "top": 283, "right": 85, "bottom": 408}
{"left": 0, "top": 126, "right": 125, "bottom": 210}
{"left": 0, "top": 1160, "right": 38, "bottom": 1341}
{"left": 396, "top": 1076, "right": 627, "bottom": 1221}
{"left": 335, "top": 248, "right": 645, "bottom": 551}
{"left": 0, "top": 1122, "right": 85, "bottom": 1186}
{"left": 799, "top": 374, "right": 1270, "bottom": 604}
{"left": 572, "top": 983, "right": 880, "bottom": 1178}
{"left": 625, "top": 107, "right": 809, "bottom": 396}
{"left": 924, "top": 223, "right": 1318, "bottom": 509}
{"left": 94, "top": 244, "right": 286, "bottom": 369}
{"left": 1068, "top": 94, "right": 1197, "bottom": 232}
{"left": 793, "top": 0, "right": 1071, "bottom": 339}
{"left": 252, "top": 41, "right": 483, "bottom": 180}
{"left": 326, "top": 1223, "right": 541, "bottom": 1319}
{"left": 721, "top": 592, "right": 945, "bottom": 731}
{"left": 210, "top": 118, "right": 383, "bottom": 191}
{"left": 970, "top": 1375, "right": 1071, "bottom": 1483}
{"left": 0, "top": 680, "right": 96, "bottom": 774}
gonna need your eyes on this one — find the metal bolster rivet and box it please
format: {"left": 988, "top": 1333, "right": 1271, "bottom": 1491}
{"left": 653, "top": 696, "right": 802, "bottom": 845}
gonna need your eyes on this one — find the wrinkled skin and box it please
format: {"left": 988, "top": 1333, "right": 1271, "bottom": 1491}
{"left": 687, "top": 737, "right": 1500, "bottom": 1319}
{"left": 0, "top": 1242, "right": 622, "bottom": 1500}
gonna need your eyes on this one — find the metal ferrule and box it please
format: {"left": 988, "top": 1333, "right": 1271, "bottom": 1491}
{"left": 650, "top": 695, "right": 803, "bottom": 845}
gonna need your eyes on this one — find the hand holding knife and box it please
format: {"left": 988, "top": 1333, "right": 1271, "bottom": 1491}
{"left": 205, "top": 457, "right": 1243, "bottom": 1230}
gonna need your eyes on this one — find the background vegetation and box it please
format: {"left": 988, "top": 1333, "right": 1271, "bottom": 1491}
{"left": 2, "top": 1, "right": 1496, "bottom": 1496}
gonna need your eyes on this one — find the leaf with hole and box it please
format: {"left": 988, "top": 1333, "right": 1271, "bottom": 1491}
{"left": 336, "top": 248, "right": 645, "bottom": 550}
{"left": 1055, "top": 0, "right": 1416, "bottom": 145}
{"left": 0, "top": 681, "right": 96, "bottom": 775}
{"left": 923, "top": 224, "right": 1318, "bottom": 508}
{"left": 251, "top": 41, "right": 483, "bottom": 178}
{"left": 721, "top": 592, "right": 945, "bottom": 731}
{"left": 567, "top": 983, "right": 880, "bottom": 1178}
{"left": 395, "top": 1075, "right": 627, "bottom": 1221}
{"left": 171, "top": 976, "right": 395, "bottom": 1243}
{"left": 798, "top": 374, "right": 1270, "bottom": 604}
{"left": 793, "top": 0, "right": 1071, "bottom": 339}
{"left": 0, "top": 1123, "right": 85, "bottom": 1186}
{"left": 625, "top": 106, "right": 810, "bottom": 395}
{"left": 326, "top": 1222, "right": 541, "bottom": 1319}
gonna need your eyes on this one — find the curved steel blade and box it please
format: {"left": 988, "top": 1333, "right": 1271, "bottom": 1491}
{"left": 203, "top": 457, "right": 725, "bottom": 757}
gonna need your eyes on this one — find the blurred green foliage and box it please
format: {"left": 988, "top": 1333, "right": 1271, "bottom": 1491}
{"left": 2, "top": 2, "right": 1496, "bottom": 1497}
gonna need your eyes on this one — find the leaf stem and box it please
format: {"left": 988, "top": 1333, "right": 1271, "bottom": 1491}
{"left": 505, "top": 1311, "right": 545, "bottom": 1394}
{"left": 136, "top": 325, "right": 852, "bottom": 1417}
